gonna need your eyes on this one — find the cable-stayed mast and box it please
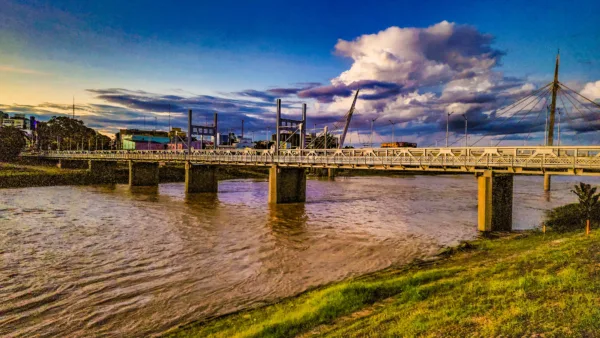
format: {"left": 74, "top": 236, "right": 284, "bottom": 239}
{"left": 339, "top": 89, "right": 359, "bottom": 149}
{"left": 547, "top": 51, "right": 560, "bottom": 146}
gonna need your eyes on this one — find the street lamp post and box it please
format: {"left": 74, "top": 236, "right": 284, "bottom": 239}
{"left": 557, "top": 107, "right": 561, "bottom": 147}
{"left": 462, "top": 114, "right": 468, "bottom": 148}
{"left": 446, "top": 111, "right": 454, "bottom": 147}
{"left": 370, "top": 119, "right": 376, "bottom": 148}
{"left": 388, "top": 120, "right": 396, "bottom": 143}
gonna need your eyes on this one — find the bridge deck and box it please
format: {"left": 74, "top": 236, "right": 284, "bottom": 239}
{"left": 24, "top": 146, "right": 600, "bottom": 176}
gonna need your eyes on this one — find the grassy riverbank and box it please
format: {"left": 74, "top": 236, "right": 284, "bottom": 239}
{"left": 166, "top": 230, "right": 600, "bottom": 337}
{"left": 0, "top": 162, "right": 101, "bottom": 188}
{"left": 0, "top": 161, "right": 268, "bottom": 189}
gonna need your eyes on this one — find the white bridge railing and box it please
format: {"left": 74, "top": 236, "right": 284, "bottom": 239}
{"left": 24, "top": 146, "right": 600, "bottom": 172}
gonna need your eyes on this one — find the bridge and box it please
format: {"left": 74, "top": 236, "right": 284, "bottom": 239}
{"left": 22, "top": 53, "right": 600, "bottom": 233}
{"left": 24, "top": 145, "right": 600, "bottom": 233}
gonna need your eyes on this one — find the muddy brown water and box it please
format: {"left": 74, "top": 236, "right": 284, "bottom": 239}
{"left": 1, "top": 175, "right": 597, "bottom": 337}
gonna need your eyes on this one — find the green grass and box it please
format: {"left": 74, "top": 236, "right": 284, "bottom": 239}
{"left": 165, "top": 231, "right": 600, "bottom": 338}
{"left": 0, "top": 162, "right": 70, "bottom": 176}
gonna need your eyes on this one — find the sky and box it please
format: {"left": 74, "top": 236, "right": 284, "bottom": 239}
{"left": 1, "top": 0, "right": 600, "bottom": 146}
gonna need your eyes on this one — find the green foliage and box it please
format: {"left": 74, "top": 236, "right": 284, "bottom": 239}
{"left": 571, "top": 182, "right": 600, "bottom": 221}
{"left": 0, "top": 126, "right": 26, "bottom": 162}
{"left": 36, "top": 116, "right": 111, "bottom": 150}
{"left": 546, "top": 203, "right": 600, "bottom": 233}
{"left": 165, "top": 232, "right": 600, "bottom": 338}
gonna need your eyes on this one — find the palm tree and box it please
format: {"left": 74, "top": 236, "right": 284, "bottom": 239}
{"left": 571, "top": 182, "right": 600, "bottom": 235}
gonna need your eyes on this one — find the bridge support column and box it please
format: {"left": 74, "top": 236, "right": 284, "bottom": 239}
{"left": 129, "top": 161, "right": 159, "bottom": 187}
{"left": 544, "top": 173, "right": 551, "bottom": 191}
{"left": 88, "top": 160, "right": 118, "bottom": 180}
{"left": 328, "top": 168, "right": 336, "bottom": 178}
{"left": 268, "top": 165, "right": 306, "bottom": 203}
{"left": 185, "top": 162, "right": 217, "bottom": 193}
{"left": 57, "top": 159, "right": 89, "bottom": 169}
{"left": 477, "top": 171, "right": 513, "bottom": 232}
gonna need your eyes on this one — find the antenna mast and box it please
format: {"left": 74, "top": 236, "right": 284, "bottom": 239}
{"left": 547, "top": 50, "right": 560, "bottom": 146}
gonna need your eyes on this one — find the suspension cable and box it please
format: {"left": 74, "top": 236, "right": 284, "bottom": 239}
{"left": 430, "top": 82, "right": 553, "bottom": 147}
{"left": 558, "top": 92, "right": 584, "bottom": 144}
{"left": 559, "top": 82, "right": 600, "bottom": 109}
{"left": 449, "top": 86, "right": 552, "bottom": 147}
{"left": 493, "top": 88, "right": 551, "bottom": 146}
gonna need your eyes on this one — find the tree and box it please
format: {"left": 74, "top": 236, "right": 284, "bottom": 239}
{"left": 571, "top": 182, "right": 600, "bottom": 235}
{"left": 36, "top": 116, "right": 112, "bottom": 150}
{"left": 0, "top": 127, "right": 26, "bottom": 162}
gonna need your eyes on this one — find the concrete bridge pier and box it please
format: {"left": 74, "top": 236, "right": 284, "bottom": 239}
{"left": 57, "top": 159, "right": 89, "bottom": 169}
{"left": 268, "top": 165, "right": 306, "bottom": 203}
{"left": 544, "top": 173, "right": 551, "bottom": 191}
{"left": 129, "top": 161, "right": 159, "bottom": 186}
{"left": 477, "top": 171, "right": 513, "bottom": 232}
{"left": 185, "top": 162, "right": 218, "bottom": 193}
{"left": 88, "top": 160, "right": 118, "bottom": 180}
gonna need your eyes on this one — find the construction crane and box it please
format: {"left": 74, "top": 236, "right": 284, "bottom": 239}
{"left": 338, "top": 89, "right": 359, "bottom": 149}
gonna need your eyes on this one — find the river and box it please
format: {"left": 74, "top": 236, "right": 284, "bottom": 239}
{"left": 1, "top": 174, "right": 598, "bottom": 337}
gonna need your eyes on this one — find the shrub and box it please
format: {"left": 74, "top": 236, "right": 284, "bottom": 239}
{"left": 545, "top": 203, "right": 600, "bottom": 232}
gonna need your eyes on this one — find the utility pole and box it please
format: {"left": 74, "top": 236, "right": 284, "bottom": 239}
{"left": 370, "top": 119, "right": 375, "bottom": 148}
{"left": 275, "top": 99, "right": 281, "bottom": 154}
{"left": 462, "top": 114, "right": 468, "bottom": 148}
{"left": 544, "top": 105, "right": 549, "bottom": 145}
{"left": 72, "top": 97, "right": 75, "bottom": 119}
{"left": 446, "top": 112, "right": 454, "bottom": 147}
{"left": 187, "top": 109, "right": 192, "bottom": 154}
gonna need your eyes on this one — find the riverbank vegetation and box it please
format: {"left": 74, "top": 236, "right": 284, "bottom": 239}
{"left": 0, "top": 127, "right": 26, "bottom": 162}
{"left": 166, "top": 228, "right": 600, "bottom": 337}
{"left": 0, "top": 161, "right": 268, "bottom": 189}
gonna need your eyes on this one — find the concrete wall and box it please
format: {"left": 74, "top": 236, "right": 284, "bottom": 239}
{"left": 185, "top": 162, "right": 217, "bottom": 193}
{"left": 478, "top": 171, "right": 513, "bottom": 231}
{"left": 128, "top": 161, "right": 159, "bottom": 186}
{"left": 88, "top": 161, "right": 118, "bottom": 181}
{"left": 268, "top": 165, "right": 306, "bottom": 203}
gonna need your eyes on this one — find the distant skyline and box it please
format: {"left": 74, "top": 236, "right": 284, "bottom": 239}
{"left": 1, "top": 0, "right": 599, "bottom": 146}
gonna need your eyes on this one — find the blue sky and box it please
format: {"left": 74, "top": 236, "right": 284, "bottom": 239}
{"left": 1, "top": 0, "right": 599, "bottom": 145}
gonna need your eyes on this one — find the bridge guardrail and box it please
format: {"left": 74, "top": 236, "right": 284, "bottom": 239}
{"left": 22, "top": 146, "right": 600, "bottom": 173}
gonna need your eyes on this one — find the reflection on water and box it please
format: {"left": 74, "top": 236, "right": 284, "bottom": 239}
{"left": 1, "top": 174, "right": 598, "bottom": 337}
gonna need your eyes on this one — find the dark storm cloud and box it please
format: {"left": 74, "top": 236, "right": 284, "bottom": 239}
{"left": 297, "top": 80, "right": 403, "bottom": 103}
{"left": 233, "top": 83, "right": 322, "bottom": 102}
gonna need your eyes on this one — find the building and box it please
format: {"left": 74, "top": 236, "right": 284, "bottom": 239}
{"left": 1, "top": 113, "right": 35, "bottom": 131}
{"left": 167, "top": 140, "right": 212, "bottom": 150}
{"left": 115, "top": 129, "right": 170, "bottom": 150}
{"left": 168, "top": 127, "right": 187, "bottom": 141}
